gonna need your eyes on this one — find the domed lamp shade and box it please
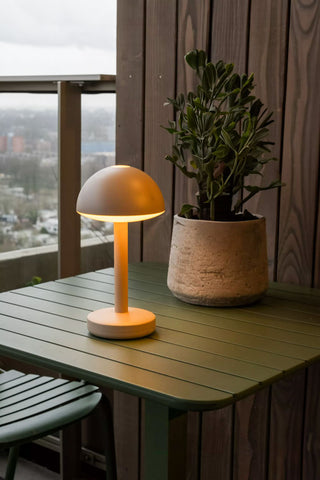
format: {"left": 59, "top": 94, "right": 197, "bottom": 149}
{"left": 76, "top": 165, "right": 165, "bottom": 339}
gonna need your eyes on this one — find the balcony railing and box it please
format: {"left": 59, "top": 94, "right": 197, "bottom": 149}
{"left": 0, "top": 75, "right": 116, "bottom": 282}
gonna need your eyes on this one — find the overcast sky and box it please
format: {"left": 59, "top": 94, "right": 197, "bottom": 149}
{"left": 0, "top": 0, "right": 116, "bottom": 108}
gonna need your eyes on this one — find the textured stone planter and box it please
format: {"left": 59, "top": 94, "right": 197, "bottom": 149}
{"left": 167, "top": 214, "right": 269, "bottom": 306}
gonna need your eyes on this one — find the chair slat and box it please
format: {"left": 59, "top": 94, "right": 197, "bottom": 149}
{"left": 0, "top": 376, "right": 53, "bottom": 398}
{"left": 0, "top": 370, "right": 110, "bottom": 478}
{"left": 0, "top": 384, "right": 99, "bottom": 426}
{"left": 0, "top": 374, "right": 40, "bottom": 393}
{"left": 0, "top": 390, "right": 101, "bottom": 447}
{"left": 0, "top": 370, "right": 25, "bottom": 385}
{"left": 0, "top": 380, "right": 83, "bottom": 415}
{"left": 0, "top": 378, "right": 68, "bottom": 404}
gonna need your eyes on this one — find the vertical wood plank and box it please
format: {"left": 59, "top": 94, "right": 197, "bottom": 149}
{"left": 210, "top": 0, "right": 250, "bottom": 72}
{"left": 143, "top": 0, "right": 177, "bottom": 262}
{"left": 200, "top": 406, "right": 233, "bottom": 480}
{"left": 58, "top": 81, "right": 81, "bottom": 278}
{"left": 268, "top": 369, "right": 306, "bottom": 480}
{"left": 303, "top": 363, "right": 320, "bottom": 480}
{"left": 168, "top": 411, "right": 188, "bottom": 480}
{"left": 233, "top": 389, "right": 269, "bottom": 480}
{"left": 174, "top": 0, "right": 212, "bottom": 214}
{"left": 60, "top": 424, "right": 81, "bottom": 479}
{"left": 113, "top": 391, "right": 140, "bottom": 480}
{"left": 186, "top": 412, "right": 201, "bottom": 480}
{"left": 246, "top": 0, "right": 289, "bottom": 280}
{"left": 116, "top": 0, "right": 146, "bottom": 263}
{"left": 313, "top": 194, "right": 320, "bottom": 288}
{"left": 277, "top": 0, "right": 320, "bottom": 286}
{"left": 116, "top": 6, "right": 145, "bottom": 477}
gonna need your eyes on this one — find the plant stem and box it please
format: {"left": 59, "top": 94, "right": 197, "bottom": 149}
{"left": 210, "top": 198, "right": 215, "bottom": 221}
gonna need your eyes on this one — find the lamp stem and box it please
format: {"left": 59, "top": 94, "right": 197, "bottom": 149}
{"left": 114, "top": 222, "right": 128, "bottom": 313}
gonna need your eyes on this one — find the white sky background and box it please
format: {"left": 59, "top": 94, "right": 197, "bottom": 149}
{"left": 0, "top": 0, "right": 116, "bottom": 108}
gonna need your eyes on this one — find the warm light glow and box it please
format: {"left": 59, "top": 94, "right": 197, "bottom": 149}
{"left": 77, "top": 210, "right": 165, "bottom": 223}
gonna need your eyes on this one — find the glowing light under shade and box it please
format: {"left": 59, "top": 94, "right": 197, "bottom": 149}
{"left": 77, "top": 210, "right": 165, "bottom": 223}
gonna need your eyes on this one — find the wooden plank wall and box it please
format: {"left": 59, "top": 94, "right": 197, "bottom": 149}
{"left": 117, "top": 0, "right": 320, "bottom": 289}
{"left": 114, "top": 1, "right": 320, "bottom": 479}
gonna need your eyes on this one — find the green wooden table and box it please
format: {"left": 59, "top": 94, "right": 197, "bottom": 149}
{"left": 0, "top": 263, "right": 319, "bottom": 479}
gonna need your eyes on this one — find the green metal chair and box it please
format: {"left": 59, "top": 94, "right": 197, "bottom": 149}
{"left": 0, "top": 369, "right": 116, "bottom": 480}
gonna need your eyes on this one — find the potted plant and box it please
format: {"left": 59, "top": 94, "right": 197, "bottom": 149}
{"left": 164, "top": 49, "right": 282, "bottom": 306}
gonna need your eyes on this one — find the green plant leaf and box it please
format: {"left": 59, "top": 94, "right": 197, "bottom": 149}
{"left": 244, "top": 179, "right": 283, "bottom": 193}
{"left": 214, "top": 145, "right": 229, "bottom": 158}
{"left": 221, "top": 128, "right": 234, "bottom": 149}
{"left": 250, "top": 99, "right": 263, "bottom": 118}
{"left": 185, "top": 49, "right": 207, "bottom": 75}
{"left": 187, "top": 106, "right": 198, "bottom": 131}
{"left": 179, "top": 203, "right": 198, "bottom": 218}
{"left": 25, "top": 276, "right": 42, "bottom": 287}
{"left": 163, "top": 50, "right": 282, "bottom": 219}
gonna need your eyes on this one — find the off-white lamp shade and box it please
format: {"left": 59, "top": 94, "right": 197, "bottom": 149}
{"left": 76, "top": 165, "right": 165, "bottom": 340}
{"left": 76, "top": 165, "right": 165, "bottom": 222}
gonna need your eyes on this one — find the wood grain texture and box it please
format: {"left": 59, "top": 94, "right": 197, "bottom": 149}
{"left": 233, "top": 388, "right": 269, "bottom": 480}
{"left": 112, "top": 18, "right": 143, "bottom": 472}
{"left": 186, "top": 412, "right": 201, "bottom": 480}
{"left": 314, "top": 194, "right": 320, "bottom": 288}
{"left": 1, "top": 265, "right": 320, "bottom": 479}
{"left": 58, "top": 81, "right": 81, "bottom": 278}
{"left": 174, "top": 0, "right": 211, "bottom": 215}
{"left": 113, "top": 391, "right": 140, "bottom": 480}
{"left": 303, "top": 363, "right": 320, "bottom": 480}
{"left": 277, "top": 0, "right": 320, "bottom": 286}
{"left": 210, "top": 0, "right": 250, "bottom": 72}
{"left": 116, "top": 0, "right": 145, "bottom": 263}
{"left": 168, "top": 412, "right": 188, "bottom": 480}
{"left": 200, "top": 406, "right": 233, "bottom": 480}
{"left": 246, "top": 0, "right": 289, "bottom": 280}
{"left": 268, "top": 369, "right": 306, "bottom": 480}
{"left": 143, "top": 0, "right": 177, "bottom": 262}
{"left": 60, "top": 422, "right": 81, "bottom": 479}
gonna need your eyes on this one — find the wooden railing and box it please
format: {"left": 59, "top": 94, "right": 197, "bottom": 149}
{"left": 0, "top": 75, "right": 116, "bottom": 280}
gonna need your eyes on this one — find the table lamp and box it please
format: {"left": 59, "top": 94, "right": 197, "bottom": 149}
{"left": 76, "top": 165, "right": 165, "bottom": 339}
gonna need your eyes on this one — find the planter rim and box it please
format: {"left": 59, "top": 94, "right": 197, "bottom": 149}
{"left": 173, "top": 213, "right": 264, "bottom": 225}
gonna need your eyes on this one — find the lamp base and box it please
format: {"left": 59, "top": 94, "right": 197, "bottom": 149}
{"left": 87, "top": 307, "right": 156, "bottom": 339}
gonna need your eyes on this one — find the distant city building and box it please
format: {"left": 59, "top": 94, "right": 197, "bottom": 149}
{"left": 0, "top": 134, "right": 25, "bottom": 153}
{"left": 0, "top": 107, "right": 115, "bottom": 252}
{"left": 36, "top": 139, "right": 52, "bottom": 153}
{"left": 12, "top": 136, "right": 25, "bottom": 153}
{"left": 45, "top": 218, "right": 58, "bottom": 235}
{"left": 0, "top": 214, "right": 18, "bottom": 223}
{"left": 0, "top": 136, "right": 7, "bottom": 153}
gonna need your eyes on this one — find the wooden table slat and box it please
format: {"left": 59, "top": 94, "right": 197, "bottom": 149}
{"left": 0, "top": 262, "right": 320, "bottom": 480}
{"left": 73, "top": 270, "right": 320, "bottom": 325}
{"left": 0, "top": 302, "right": 280, "bottom": 383}
{"left": 0, "top": 314, "right": 260, "bottom": 395}
{"left": 16, "top": 283, "right": 320, "bottom": 353}
{"left": 0, "top": 328, "right": 231, "bottom": 410}
{"left": 12, "top": 280, "right": 319, "bottom": 348}
{"left": 1, "top": 289, "right": 318, "bottom": 363}
{"left": 0, "top": 301, "right": 300, "bottom": 372}
{"left": 0, "top": 263, "right": 319, "bottom": 413}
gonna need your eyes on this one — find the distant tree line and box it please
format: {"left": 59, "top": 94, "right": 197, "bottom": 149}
{"left": 0, "top": 156, "right": 57, "bottom": 195}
